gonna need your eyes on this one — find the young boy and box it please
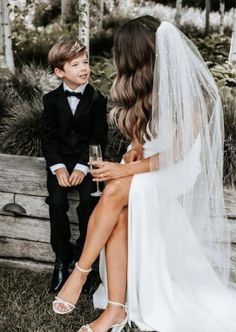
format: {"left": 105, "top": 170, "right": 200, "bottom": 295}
{"left": 41, "top": 40, "right": 107, "bottom": 293}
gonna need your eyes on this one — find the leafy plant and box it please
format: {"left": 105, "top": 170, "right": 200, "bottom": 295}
{"left": 90, "top": 57, "right": 115, "bottom": 96}
{"left": 0, "top": 65, "right": 59, "bottom": 156}
{"left": 32, "top": 0, "right": 61, "bottom": 27}
{"left": 193, "top": 33, "right": 231, "bottom": 65}
{"left": 219, "top": 87, "right": 236, "bottom": 186}
{"left": 211, "top": 62, "right": 236, "bottom": 88}
{"left": 0, "top": 96, "right": 43, "bottom": 156}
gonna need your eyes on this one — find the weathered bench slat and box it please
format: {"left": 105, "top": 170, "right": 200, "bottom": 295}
{"left": 15, "top": 194, "right": 79, "bottom": 221}
{"left": 0, "top": 154, "right": 47, "bottom": 196}
{"left": 0, "top": 215, "right": 79, "bottom": 243}
{"left": 0, "top": 258, "right": 52, "bottom": 271}
{"left": 0, "top": 237, "right": 54, "bottom": 262}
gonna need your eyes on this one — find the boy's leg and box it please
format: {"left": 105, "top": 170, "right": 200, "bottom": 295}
{"left": 76, "top": 174, "right": 100, "bottom": 293}
{"left": 76, "top": 174, "right": 98, "bottom": 259}
{"left": 46, "top": 171, "right": 74, "bottom": 293}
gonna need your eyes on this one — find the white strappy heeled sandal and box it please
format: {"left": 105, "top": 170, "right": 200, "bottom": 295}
{"left": 78, "top": 300, "right": 128, "bottom": 332}
{"left": 52, "top": 263, "right": 92, "bottom": 315}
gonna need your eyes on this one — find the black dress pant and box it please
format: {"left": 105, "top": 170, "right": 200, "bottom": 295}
{"left": 46, "top": 167, "right": 98, "bottom": 261}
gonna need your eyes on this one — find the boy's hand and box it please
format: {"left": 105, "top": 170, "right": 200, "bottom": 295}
{"left": 55, "top": 167, "right": 71, "bottom": 187}
{"left": 69, "top": 169, "right": 85, "bottom": 186}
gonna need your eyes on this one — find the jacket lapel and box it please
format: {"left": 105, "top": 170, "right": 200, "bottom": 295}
{"left": 55, "top": 84, "right": 74, "bottom": 119}
{"left": 73, "top": 84, "right": 94, "bottom": 121}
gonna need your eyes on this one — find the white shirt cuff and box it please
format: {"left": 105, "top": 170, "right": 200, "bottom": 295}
{"left": 74, "top": 163, "right": 89, "bottom": 176}
{"left": 50, "top": 163, "right": 66, "bottom": 175}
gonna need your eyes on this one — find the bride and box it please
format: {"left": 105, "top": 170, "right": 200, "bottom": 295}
{"left": 52, "top": 16, "right": 236, "bottom": 332}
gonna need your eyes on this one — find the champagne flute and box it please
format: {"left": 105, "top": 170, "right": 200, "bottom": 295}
{"left": 89, "top": 144, "right": 103, "bottom": 197}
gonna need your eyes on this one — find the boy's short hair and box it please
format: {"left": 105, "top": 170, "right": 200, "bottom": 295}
{"left": 48, "top": 40, "right": 86, "bottom": 72}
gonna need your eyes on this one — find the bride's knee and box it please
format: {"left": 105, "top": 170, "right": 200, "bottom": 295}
{"left": 101, "top": 179, "right": 128, "bottom": 203}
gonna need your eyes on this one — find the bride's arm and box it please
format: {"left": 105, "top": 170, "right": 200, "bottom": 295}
{"left": 90, "top": 153, "right": 159, "bottom": 181}
{"left": 122, "top": 137, "right": 143, "bottom": 163}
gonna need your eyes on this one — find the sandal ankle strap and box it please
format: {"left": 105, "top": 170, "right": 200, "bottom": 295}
{"left": 75, "top": 262, "right": 92, "bottom": 273}
{"left": 108, "top": 300, "right": 126, "bottom": 308}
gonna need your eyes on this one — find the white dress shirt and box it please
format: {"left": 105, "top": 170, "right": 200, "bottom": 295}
{"left": 50, "top": 82, "right": 89, "bottom": 176}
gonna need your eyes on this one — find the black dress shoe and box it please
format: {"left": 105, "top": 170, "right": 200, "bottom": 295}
{"left": 81, "top": 269, "right": 101, "bottom": 295}
{"left": 48, "top": 257, "right": 73, "bottom": 294}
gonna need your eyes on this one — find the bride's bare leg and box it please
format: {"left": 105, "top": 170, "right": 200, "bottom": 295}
{"left": 54, "top": 177, "right": 132, "bottom": 310}
{"left": 80, "top": 207, "right": 128, "bottom": 332}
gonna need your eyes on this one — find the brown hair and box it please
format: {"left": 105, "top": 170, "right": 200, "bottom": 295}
{"left": 111, "top": 15, "right": 160, "bottom": 143}
{"left": 48, "top": 40, "right": 86, "bottom": 72}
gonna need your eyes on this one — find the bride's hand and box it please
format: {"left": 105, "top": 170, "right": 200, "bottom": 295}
{"left": 89, "top": 161, "right": 128, "bottom": 181}
{"left": 122, "top": 148, "right": 143, "bottom": 163}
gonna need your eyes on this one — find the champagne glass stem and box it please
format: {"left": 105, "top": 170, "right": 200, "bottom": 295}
{"left": 96, "top": 181, "right": 100, "bottom": 193}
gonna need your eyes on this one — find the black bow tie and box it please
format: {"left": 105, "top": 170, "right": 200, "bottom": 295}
{"left": 64, "top": 90, "right": 83, "bottom": 99}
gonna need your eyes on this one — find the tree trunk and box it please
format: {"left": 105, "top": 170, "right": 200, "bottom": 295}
{"left": 104, "top": 0, "right": 114, "bottom": 12}
{"left": 0, "top": 0, "right": 4, "bottom": 68}
{"left": 93, "top": 0, "right": 104, "bottom": 33}
{"left": 205, "top": 0, "right": 211, "bottom": 36}
{"left": 78, "top": 0, "right": 89, "bottom": 54}
{"left": 0, "top": 0, "right": 14, "bottom": 73}
{"left": 98, "top": 0, "right": 104, "bottom": 32}
{"left": 229, "top": 9, "right": 236, "bottom": 63}
{"left": 175, "top": 0, "right": 183, "bottom": 26}
{"left": 61, "top": 0, "right": 73, "bottom": 25}
{"left": 219, "top": 0, "right": 225, "bottom": 35}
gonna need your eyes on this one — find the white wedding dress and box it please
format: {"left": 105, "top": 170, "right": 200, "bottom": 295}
{"left": 93, "top": 135, "right": 236, "bottom": 332}
{"left": 94, "top": 21, "right": 236, "bottom": 332}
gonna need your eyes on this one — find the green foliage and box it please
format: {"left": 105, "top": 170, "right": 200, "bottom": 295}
{"left": 219, "top": 87, "right": 236, "bottom": 187}
{"left": 0, "top": 66, "right": 59, "bottom": 156}
{"left": 211, "top": 62, "right": 236, "bottom": 88}
{"left": 32, "top": 0, "right": 61, "bottom": 27}
{"left": 192, "top": 33, "right": 231, "bottom": 65}
{"left": 90, "top": 56, "right": 115, "bottom": 96}
{"left": 0, "top": 96, "right": 43, "bottom": 157}
{"left": 12, "top": 22, "right": 82, "bottom": 67}
{"left": 90, "top": 31, "right": 114, "bottom": 56}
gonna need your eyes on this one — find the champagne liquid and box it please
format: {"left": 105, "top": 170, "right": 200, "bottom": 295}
{"left": 89, "top": 156, "right": 102, "bottom": 170}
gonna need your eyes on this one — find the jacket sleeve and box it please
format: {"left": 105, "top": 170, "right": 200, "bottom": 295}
{"left": 90, "top": 92, "right": 108, "bottom": 156}
{"left": 40, "top": 95, "right": 63, "bottom": 167}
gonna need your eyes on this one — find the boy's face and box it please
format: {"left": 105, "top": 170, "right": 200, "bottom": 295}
{"left": 54, "top": 53, "right": 90, "bottom": 89}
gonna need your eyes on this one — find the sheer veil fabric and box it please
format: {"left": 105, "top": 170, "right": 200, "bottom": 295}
{"left": 151, "top": 21, "right": 231, "bottom": 284}
{"left": 93, "top": 21, "right": 236, "bottom": 331}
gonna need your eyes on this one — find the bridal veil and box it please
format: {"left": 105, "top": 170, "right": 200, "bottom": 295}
{"left": 151, "top": 21, "right": 231, "bottom": 285}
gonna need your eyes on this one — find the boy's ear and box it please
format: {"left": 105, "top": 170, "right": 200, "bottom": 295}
{"left": 54, "top": 67, "right": 64, "bottom": 78}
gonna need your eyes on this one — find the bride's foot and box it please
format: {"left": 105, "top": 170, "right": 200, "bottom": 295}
{"left": 52, "top": 263, "right": 92, "bottom": 314}
{"left": 78, "top": 300, "right": 127, "bottom": 332}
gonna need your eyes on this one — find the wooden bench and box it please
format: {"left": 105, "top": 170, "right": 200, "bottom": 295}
{"left": 0, "top": 153, "right": 236, "bottom": 283}
{"left": 0, "top": 153, "right": 80, "bottom": 271}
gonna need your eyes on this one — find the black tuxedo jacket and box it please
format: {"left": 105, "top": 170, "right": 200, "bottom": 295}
{"left": 41, "top": 83, "right": 107, "bottom": 168}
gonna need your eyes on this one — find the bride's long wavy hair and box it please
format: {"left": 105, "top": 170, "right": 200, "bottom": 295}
{"left": 111, "top": 16, "right": 160, "bottom": 143}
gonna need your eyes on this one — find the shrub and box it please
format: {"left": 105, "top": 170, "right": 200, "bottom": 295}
{"left": 32, "top": 0, "right": 61, "bottom": 27}
{"left": 0, "top": 66, "right": 59, "bottom": 156}
{"left": 193, "top": 34, "right": 231, "bottom": 65}
{"left": 219, "top": 87, "right": 236, "bottom": 186}
{"left": 90, "top": 57, "right": 115, "bottom": 96}
{"left": 211, "top": 62, "right": 236, "bottom": 88}
{"left": 12, "top": 22, "right": 82, "bottom": 67}
{"left": 0, "top": 96, "right": 43, "bottom": 156}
